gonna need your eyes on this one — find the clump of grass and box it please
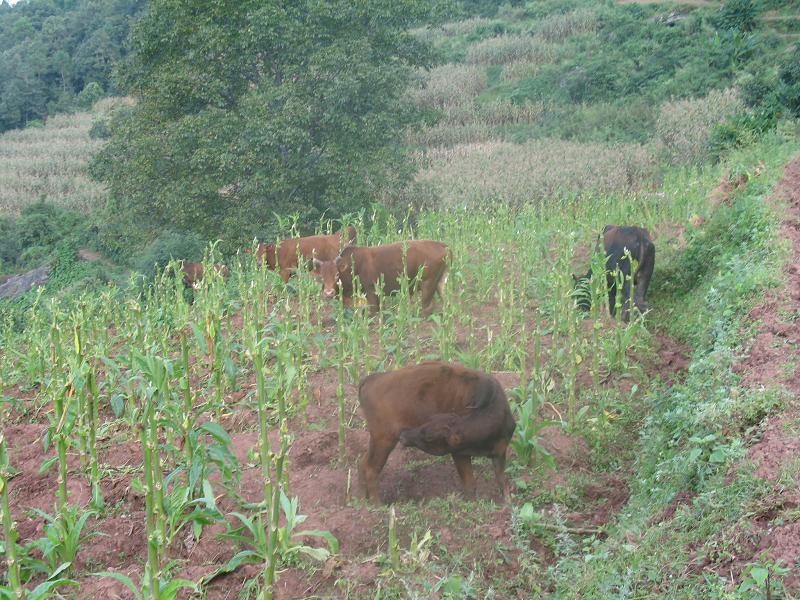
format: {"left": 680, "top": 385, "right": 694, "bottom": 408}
{"left": 532, "top": 8, "right": 598, "bottom": 43}
{"left": 466, "top": 34, "right": 557, "bottom": 66}
{"left": 655, "top": 88, "right": 744, "bottom": 166}
{"left": 410, "top": 64, "right": 489, "bottom": 111}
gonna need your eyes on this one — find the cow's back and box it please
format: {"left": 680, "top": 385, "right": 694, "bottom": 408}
{"left": 350, "top": 240, "right": 448, "bottom": 288}
{"left": 602, "top": 225, "right": 652, "bottom": 266}
{"left": 359, "top": 361, "right": 490, "bottom": 433}
{"left": 277, "top": 233, "right": 340, "bottom": 268}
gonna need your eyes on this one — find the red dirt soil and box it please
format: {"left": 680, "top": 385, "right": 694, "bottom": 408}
{"left": 702, "top": 156, "right": 800, "bottom": 591}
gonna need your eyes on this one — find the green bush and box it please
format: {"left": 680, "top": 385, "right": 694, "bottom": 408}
{"left": 88, "top": 118, "right": 112, "bottom": 140}
{"left": 714, "top": 0, "right": 758, "bottom": 32}
{"left": 15, "top": 202, "right": 79, "bottom": 249}
{"left": 134, "top": 231, "right": 205, "bottom": 280}
{"left": 78, "top": 82, "right": 104, "bottom": 109}
{"left": 707, "top": 107, "right": 778, "bottom": 161}
{"left": 778, "top": 45, "right": 800, "bottom": 117}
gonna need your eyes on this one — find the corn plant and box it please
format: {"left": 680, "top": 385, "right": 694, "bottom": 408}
{"left": 96, "top": 566, "right": 198, "bottom": 600}
{"left": 509, "top": 384, "right": 557, "bottom": 470}
{"left": 1, "top": 433, "right": 24, "bottom": 599}
{"left": 28, "top": 505, "right": 97, "bottom": 575}
{"left": 217, "top": 491, "right": 338, "bottom": 577}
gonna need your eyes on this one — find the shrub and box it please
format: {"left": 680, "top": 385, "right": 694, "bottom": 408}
{"left": 778, "top": 45, "right": 800, "bottom": 117}
{"left": 15, "top": 202, "right": 82, "bottom": 249}
{"left": 655, "top": 88, "right": 743, "bottom": 166}
{"left": 88, "top": 119, "right": 111, "bottom": 140}
{"left": 134, "top": 231, "right": 205, "bottom": 279}
{"left": 714, "top": 0, "right": 758, "bottom": 32}
{"left": 77, "top": 82, "right": 105, "bottom": 109}
{"left": 707, "top": 107, "right": 779, "bottom": 161}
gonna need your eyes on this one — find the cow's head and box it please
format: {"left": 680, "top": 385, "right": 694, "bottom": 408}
{"left": 399, "top": 415, "right": 463, "bottom": 456}
{"left": 312, "top": 248, "right": 354, "bottom": 300}
{"left": 312, "top": 256, "right": 343, "bottom": 299}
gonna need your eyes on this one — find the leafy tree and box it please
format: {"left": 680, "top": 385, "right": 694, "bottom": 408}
{"left": 93, "top": 0, "right": 439, "bottom": 249}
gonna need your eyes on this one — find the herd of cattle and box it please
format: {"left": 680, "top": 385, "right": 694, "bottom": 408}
{"left": 178, "top": 224, "right": 655, "bottom": 503}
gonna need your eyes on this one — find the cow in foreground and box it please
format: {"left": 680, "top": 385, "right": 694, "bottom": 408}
{"left": 312, "top": 240, "right": 449, "bottom": 315}
{"left": 250, "top": 226, "right": 357, "bottom": 283}
{"left": 574, "top": 225, "right": 655, "bottom": 321}
{"left": 358, "top": 361, "right": 516, "bottom": 504}
{"left": 180, "top": 261, "right": 230, "bottom": 288}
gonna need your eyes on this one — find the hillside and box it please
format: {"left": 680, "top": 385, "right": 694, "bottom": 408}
{"left": 0, "top": 110, "right": 106, "bottom": 216}
{"left": 1, "top": 1, "right": 800, "bottom": 599}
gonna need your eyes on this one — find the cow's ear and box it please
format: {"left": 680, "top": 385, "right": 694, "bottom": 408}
{"left": 335, "top": 256, "right": 346, "bottom": 272}
{"left": 312, "top": 258, "right": 322, "bottom": 272}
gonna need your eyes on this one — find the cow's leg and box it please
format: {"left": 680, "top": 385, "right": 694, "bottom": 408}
{"left": 436, "top": 268, "right": 448, "bottom": 299}
{"left": 606, "top": 272, "right": 617, "bottom": 318}
{"left": 452, "top": 455, "right": 476, "bottom": 499}
{"left": 421, "top": 266, "right": 447, "bottom": 316}
{"left": 280, "top": 267, "right": 291, "bottom": 283}
{"left": 633, "top": 244, "right": 655, "bottom": 314}
{"left": 492, "top": 453, "right": 510, "bottom": 504}
{"left": 366, "top": 290, "right": 380, "bottom": 314}
{"left": 360, "top": 435, "right": 397, "bottom": 504}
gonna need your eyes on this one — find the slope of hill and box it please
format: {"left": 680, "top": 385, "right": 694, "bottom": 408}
{"left": 1, "top": 1, "right": 799, "bottom": 599}
{"left": 0, "top": 110, "right": 106, "bottom": 216}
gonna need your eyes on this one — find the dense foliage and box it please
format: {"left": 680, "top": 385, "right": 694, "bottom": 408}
{"left": 0, "top": 0, "right": 145, "bottom": 133}
{"left": 91, "top": 0, "right": 440, "bottom": 254}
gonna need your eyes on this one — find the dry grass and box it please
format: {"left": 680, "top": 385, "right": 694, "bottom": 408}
{"left": 0, "top": 112, "right": 108, "bottom": 216}
{"left": 414, "top": 139, "right": 656, "bottom": 207}
{"left": 410, "top": 17, "right": 500, "bottom": 44}
{"left": 533, "top": 8, "right": 598, "bottom": 43}
{"left": 407, "top": 122, "right": 497, "bottom": 147}
{"left": 407, "top": 99, "right": 546, "bottom": 146}
{"left": 411, "top": 64, "right": 489, "bottom": 111}
{"left": 502, "top": 60, "right": 549, "bottom": 81}
{"left": 655, "top": 88, "right": 743, "bottom": 166}
{"left": 466, "top": 34, "right": 558, "bottom": 65}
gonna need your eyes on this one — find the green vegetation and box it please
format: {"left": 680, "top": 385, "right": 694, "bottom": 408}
{"left": 91, "top": 0, "right": 441, "bottom": 254}
{"left": 0, "top": 0, "right": 144, "bottom": 133}
{"left": 2, "top": 0, "right": 800, "bottom": 598}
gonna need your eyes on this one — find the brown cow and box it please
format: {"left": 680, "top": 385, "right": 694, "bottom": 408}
{"left": 250, "top": 226, "right": 357, "bottom": 283}
{"left": 312, "top": 240, "right": 449, "bottom": 315}
{"left": 180, "top": 261, "right": 230, "bottom": 288}
{"left": 574, "top": 225, "right": 655, "bottom": 321}
{"left": 358, "top": 361, "right": 516, "bottom": 504}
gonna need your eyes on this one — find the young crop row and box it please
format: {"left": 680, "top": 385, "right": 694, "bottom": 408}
{"left": 1, "top": 206, "right": 656, "bottom": 598}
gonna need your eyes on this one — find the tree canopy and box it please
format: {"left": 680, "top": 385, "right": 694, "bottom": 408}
{"left": 0, "top": 0, "right": 145, "bottom": 132}
{"left": 92, "top": 0, "right": 439, "bottom": 251}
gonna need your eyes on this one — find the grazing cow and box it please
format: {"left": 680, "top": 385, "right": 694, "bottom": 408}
{"left": 312, "top": 240, "right": 449, "bottom": 315}
{"left": 574, "top": 225, "right": 655, "bottom": 321}
{"left": 180, "top": 261, "right": 230, "bottom": 288}
{"left": 358, "top": 361, "right": 516, "bottom": 504}
{"left": 250, "top": 226, "right": 357, "bottom": 283}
